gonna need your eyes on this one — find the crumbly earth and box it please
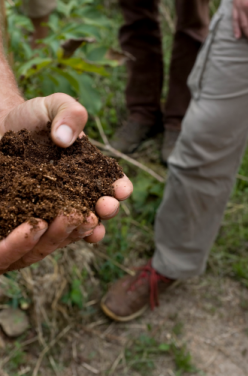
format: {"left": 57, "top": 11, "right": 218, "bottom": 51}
{"left": 0, "top": 128, "right": 123, "bottom": 240}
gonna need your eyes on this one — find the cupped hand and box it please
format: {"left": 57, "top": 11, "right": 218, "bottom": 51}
{"left": 0, "top": 94, "right": 133, "bottom": 273}
{"left": 233, "top": 0, "right": 248, "bottom": 39}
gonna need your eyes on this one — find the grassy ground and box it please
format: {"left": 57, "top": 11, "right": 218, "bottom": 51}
{"left": 1, "top": 0, "right": 248, "bottom": 375}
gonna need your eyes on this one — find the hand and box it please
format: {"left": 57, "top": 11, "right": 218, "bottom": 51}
{"left": 233, "top": 0, "right": 248, "bottom": 39}
{"left": 0, "top": 93, "right": 133, "bottom": 273}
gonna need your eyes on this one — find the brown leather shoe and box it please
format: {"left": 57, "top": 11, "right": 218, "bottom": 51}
{"left": 110, "top": 120, "right": 154, "bottom": 154}
{"left": 161, "top": 129, "right": 180, "bottom": 164}
{"left": 101, "top": 260, "right": 173, "bottom": 322}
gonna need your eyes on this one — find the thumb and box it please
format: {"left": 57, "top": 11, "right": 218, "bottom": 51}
{"left": 2, "top": 93, "right": 88, "bottom": 148}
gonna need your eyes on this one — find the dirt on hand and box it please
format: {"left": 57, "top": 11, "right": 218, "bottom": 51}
{"left": 0, "top": 127, "right": 123, "bottom": 240}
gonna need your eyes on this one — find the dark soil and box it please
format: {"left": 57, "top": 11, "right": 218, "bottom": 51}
{"left": 0, "top": 127, "right": 123, "bottom": 240}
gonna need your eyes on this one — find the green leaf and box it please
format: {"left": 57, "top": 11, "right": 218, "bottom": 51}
{"left": 18, "top": 57, "right": 52, "bottom": 78}
{"left": 57, "top": 0, "right": 77, "bottom": 17}
{"left": 158, "top": 343, "right": 171, "bottom": 352}
{"left": 59, "top": 57, "right": 109, "bottom": 76}
{"left": 78, "top": 7, "right": 111, "bottom": 27}
{"left": 40, "top": 73, "right": 75, "bottom": 97}
{"left": 69, "top": 24, "right": 101, "bottom": 40}
{"left": 86, "top": 46, "right": 108, "bottom": 62}
{"left": 70, "top": 278, "right": 83, "bottom": 308}
{"left": 8, "top": 14, "right": 34, "bottom": 33}
{"left": 50, "top": 67, "right": 80, "bottom": 92}
{"left": 71, "top": 72, "right": 102, "bottom": 114}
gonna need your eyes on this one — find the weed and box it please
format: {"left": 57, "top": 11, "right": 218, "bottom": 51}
{"left": 172, "top": 322, "right": 184, "bottom": 337}
{"left": 5, "top": 341, "right": 26, "bottom": 374}
{"left": 124, "top": 334, "right": 197, "bottom": 376}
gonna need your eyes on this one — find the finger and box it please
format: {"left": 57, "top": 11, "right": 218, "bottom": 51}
{"left": 84, "top": 223, "right": 106, "bottom": 243}
{"left": 19, "top": 212, "right": 85, "bottom": 265}
{"left": 233, "top": 7, "right": 242, "bottom": 38}
{"left": 3, "top": 93, "right": 88, "bottom": 148}
{"left": 57, "top": 213, "right": 99, "bottom": 248}
{"left": 45, "top": 94, "right": 88, "bottom": 147}
{"left": 112, "top": 174, "right": 133, "bottom": 201}
{"left": 240, "top": 10, "right": 248, "bottom": 38}
{"left": 95, "top": 196, "right": 120, "bottom": 219}
{"left": 57, "top": 229, "right": 94, "bottom": 248}
{"left": 0, "top": 220, "right": 48, "bottom": 271}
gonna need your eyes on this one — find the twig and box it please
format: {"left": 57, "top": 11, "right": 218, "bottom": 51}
{"left": 236, "top": 174, "right": 248, "bottom": 182}
{"left": 109, "top": 349, "right": 124, "bottom": 375}
{"left": 94, "top": 116, "right": 110, "bottom": 146}
{"left": 43, "top": 175, "right": 57, "bottom": 182}
{"left": 32, "top": 325, "right": 72, "bottom": 376}
{"left": 90, "top": 138, "right": 165, "bottom": 183}
{"left": 92, "top": 248, "right": 135, "bottom": 276}
{"left": 120, "top": 202, "right": 131, "bottom": 215}
{"left": 92, "top": 116, "right": 165, "bottom": 183}
{"left": 81, "top": 326, "right": 127, "bottom": 346}
{"left": 49, "top": 356, "right": 59, "bottom": 376}
{"left": 82, "top": 363, "right": 99, "bottom": 374}
{"left": 159, "top": 3, "right": 175, "bottom": 33}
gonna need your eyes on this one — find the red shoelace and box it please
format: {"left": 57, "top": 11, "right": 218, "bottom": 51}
{"left": 128, "top": 260, "right": 172, "bottom": 310}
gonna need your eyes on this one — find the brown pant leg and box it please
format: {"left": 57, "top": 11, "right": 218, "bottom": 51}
{"left": 164, "top": 0, "right": 210, "bottom": 131}
{"left": 119, "top": 0, "right": 163, "bottom": 127}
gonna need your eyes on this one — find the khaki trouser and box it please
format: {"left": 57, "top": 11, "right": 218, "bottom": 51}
{"left": 22, "top": 0, "right": 57, "bottom": 18}
{"left": 152, "top": 0, "right": 248, "bottom": 279}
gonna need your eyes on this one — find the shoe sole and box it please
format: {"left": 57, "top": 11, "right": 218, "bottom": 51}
{"left": 101, "top": 295, "right": 148, "bottom": 322}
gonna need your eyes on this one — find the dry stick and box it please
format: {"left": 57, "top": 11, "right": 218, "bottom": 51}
{"left": 95, "top": 116, "right": 110, "bottom": 146}
{"left": 81, "top": 325, "right": 127, "bottom": 346}
{"left": 92, "top": 247, "right": 135, "bottom": 276}
{"left": 82, "top": 362, "right": 99, "bottom": 375}
{"left": 109, "top": 349, "right": 125, "bottom": 376}
{"left": 93, "top": 116, "right": 165, "bottom": 183}
{"left": 90, "top": 138, "right": 165, "bottom": 183}
{"left": 159, "top": 3, "right": 175, "bottom": 33}
{"left": 32, "top": 325, "right": 72, "bottom": 376}
{"left": 95, "top": 118, "right": 248, "bottom": 185}
{"left": 236, "top": 174, "right": 248, "bottom": 182}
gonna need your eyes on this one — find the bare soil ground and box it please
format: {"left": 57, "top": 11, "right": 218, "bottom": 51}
{"left": 15, "top": 272, "right": 246, "bottom": 376}
{"left": 65, "top": 276, "right": 248, "bottom": 376}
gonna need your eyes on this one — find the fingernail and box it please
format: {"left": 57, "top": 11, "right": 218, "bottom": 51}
{"left": 102, "top": 206, "right": 119, "bottom": 219}
{"left": 33, "top": 226, "right": 47, "bottom": 241}
{"left": 55, "top": 124, "right": 73, "bottom": 146}
{"left": 79, "top": 230, "right": 94, "bottom": 238}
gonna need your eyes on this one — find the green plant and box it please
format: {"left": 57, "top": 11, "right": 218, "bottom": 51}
{"left": 5, "top": 341, "right": 26, "bottom": 374}
{"left": 124, "top": 334, "right": 197, "bottom": 375}
{"left": 7, "top": 0, "right": 120, "bottom": 115}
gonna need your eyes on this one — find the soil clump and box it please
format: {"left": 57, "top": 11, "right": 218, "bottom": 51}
{"left": 0, "top": 128, "right": 123, "bottom": 240}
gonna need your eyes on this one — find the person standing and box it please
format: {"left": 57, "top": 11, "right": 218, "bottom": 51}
{"left": 111, "top": 0, "right": 210, "bottom": 162}
{"left": 101, "top": 0, "right": 248, "bottom": 321}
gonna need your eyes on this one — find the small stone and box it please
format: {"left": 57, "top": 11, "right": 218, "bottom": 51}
{"left": 0, "top": 308, "right": 29, "bottom": 337}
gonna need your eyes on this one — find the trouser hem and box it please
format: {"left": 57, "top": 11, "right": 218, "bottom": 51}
{"left": 152, "top": 250, "right": 205, "bottom": 280}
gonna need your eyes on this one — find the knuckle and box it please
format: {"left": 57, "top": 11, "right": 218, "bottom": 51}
{"left": 72, "top": 103, "right": 88, "bottom": 122}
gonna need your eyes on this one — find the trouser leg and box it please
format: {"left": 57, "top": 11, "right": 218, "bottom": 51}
{"left": 153, "top": 0, "right": 248, "bottom": 279}
{"left": 22, "top": 0, "right": 57, "bottom": 18}
{"left": 164, "top": 0, "right": 210, "bottom": 131}
{"left": 118, "top": 0, "right": 163, "bottom": 127}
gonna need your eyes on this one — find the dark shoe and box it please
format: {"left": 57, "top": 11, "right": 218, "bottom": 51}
{"left": 161, "top": 130, "right": 180, "bottom": 164}
{"left": 101, "top": 260, "right": 174, "bottom": 322}
{"left": 110, "top": 120, "right": 154, "bottom": 154}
